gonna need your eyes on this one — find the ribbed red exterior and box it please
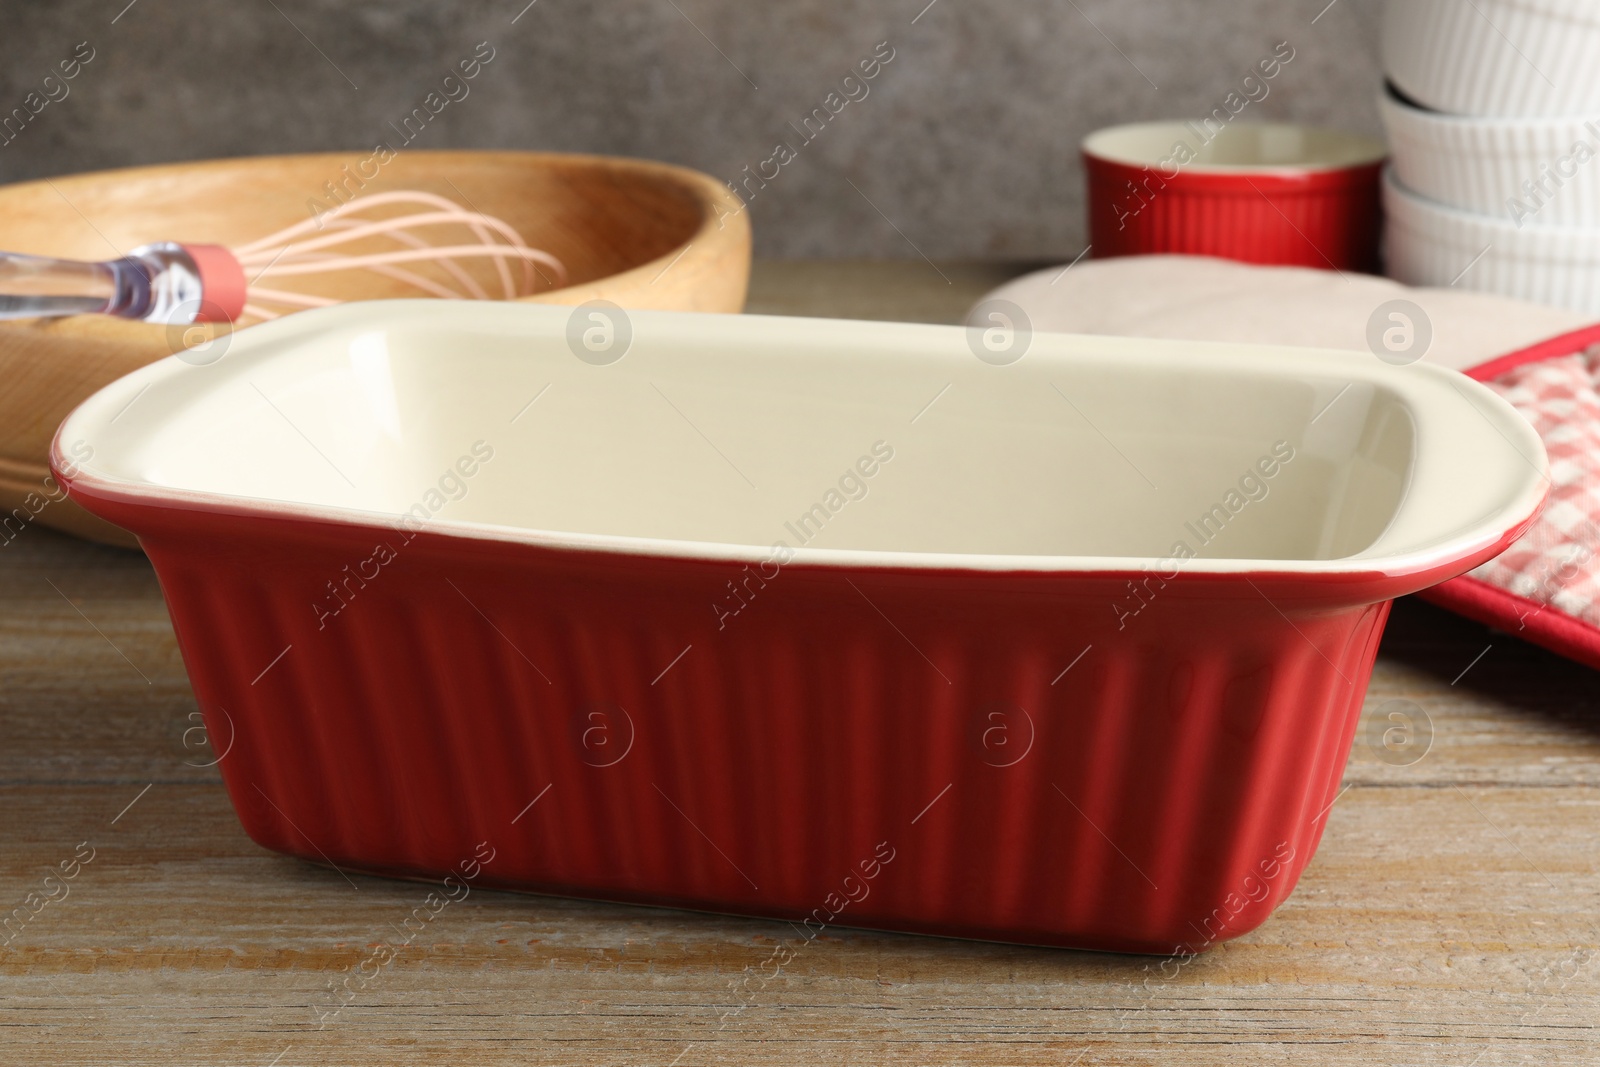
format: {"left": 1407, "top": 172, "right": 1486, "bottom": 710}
{"left": 1084, "top": 153, "right": 1383, "bottom": 272}
{"left": 74, "top": 490, "right": 1420, "bottom": 955}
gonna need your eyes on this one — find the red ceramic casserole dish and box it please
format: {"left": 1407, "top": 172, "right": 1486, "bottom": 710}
{"left": 51, "top": 302, "right": 1545, "bottom": 954}
{"left": 1083, "top": 120, "right": 1386, "bottom": 271}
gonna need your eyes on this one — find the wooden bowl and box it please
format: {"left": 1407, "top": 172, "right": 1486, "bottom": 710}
{"left": 0, "top": 150, "right": 750, "bottom": 547}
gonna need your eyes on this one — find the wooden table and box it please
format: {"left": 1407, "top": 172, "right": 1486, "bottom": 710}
{"left": 3, "top": 262, "right": 1596, "bottom": 1066}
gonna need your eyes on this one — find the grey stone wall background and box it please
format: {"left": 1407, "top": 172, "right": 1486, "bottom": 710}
{"left": 0, "top": 0, "right": 1384, "bottom": 260}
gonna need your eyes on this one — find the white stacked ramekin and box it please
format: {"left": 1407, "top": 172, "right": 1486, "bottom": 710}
{"left": 1380, "top": 0, "right": 1600, "bottom": 312}
{"left": 1384, "top": 168, "right": 1600, "bottom": 311}
{"left": 1380, "top": 91, "right": 1600, "bottom": 227}
{"left": 1383, "top": 0, "right": 1600, "bottom": 117}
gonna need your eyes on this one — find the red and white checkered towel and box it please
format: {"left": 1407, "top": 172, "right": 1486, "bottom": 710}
{"left": 1471, "top": 347, "right": 1600, "bottom": 630}
{"left": 1426, "top": 328, "right": 1600, "bottom": 669}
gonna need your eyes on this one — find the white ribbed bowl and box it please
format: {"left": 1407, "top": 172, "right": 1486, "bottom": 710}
{"left": 1383, "top": 0, "right": 1600, "bottom": 116}
{"left": 1384, "top": 167, "right": 1600, "bottom": 313}
{"left": 1380, "top": 89, "right": 1600, "bottom": 226}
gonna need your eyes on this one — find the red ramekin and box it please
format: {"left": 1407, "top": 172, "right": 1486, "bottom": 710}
{"left": 1083, "top": 121, "right": 1386, "bottom": 272}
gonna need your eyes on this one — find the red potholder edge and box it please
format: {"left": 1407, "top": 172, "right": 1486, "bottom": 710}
{"left": 1418, "top": 321, "right": 1600, "bottom": 671}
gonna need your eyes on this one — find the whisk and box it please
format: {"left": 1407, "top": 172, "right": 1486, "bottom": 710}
{"left": 0, "top": 189, "right": 568, "bottom": 327}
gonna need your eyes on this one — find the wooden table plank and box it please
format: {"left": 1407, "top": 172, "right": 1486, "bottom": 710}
{"left": 0, "top": 261, "right": 1595, "bottom": 1065}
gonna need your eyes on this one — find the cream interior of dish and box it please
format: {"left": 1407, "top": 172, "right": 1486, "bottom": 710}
{"left": 1084, "top": 122, "right": 1386, "bottom": 170}
{"left": 91, "top": 314, "right": 1426, "bottom": 562}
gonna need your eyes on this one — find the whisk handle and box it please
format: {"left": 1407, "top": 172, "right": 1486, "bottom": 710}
{"left": 0, "top": 250, "right": 131, "bottom": 321}
{"left": 0, "top": 242, "right": 243, "bottom": 324}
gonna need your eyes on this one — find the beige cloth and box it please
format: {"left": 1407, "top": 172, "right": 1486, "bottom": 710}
{"left": 977, "top": 255, "right": 1594, "bottom": 371}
